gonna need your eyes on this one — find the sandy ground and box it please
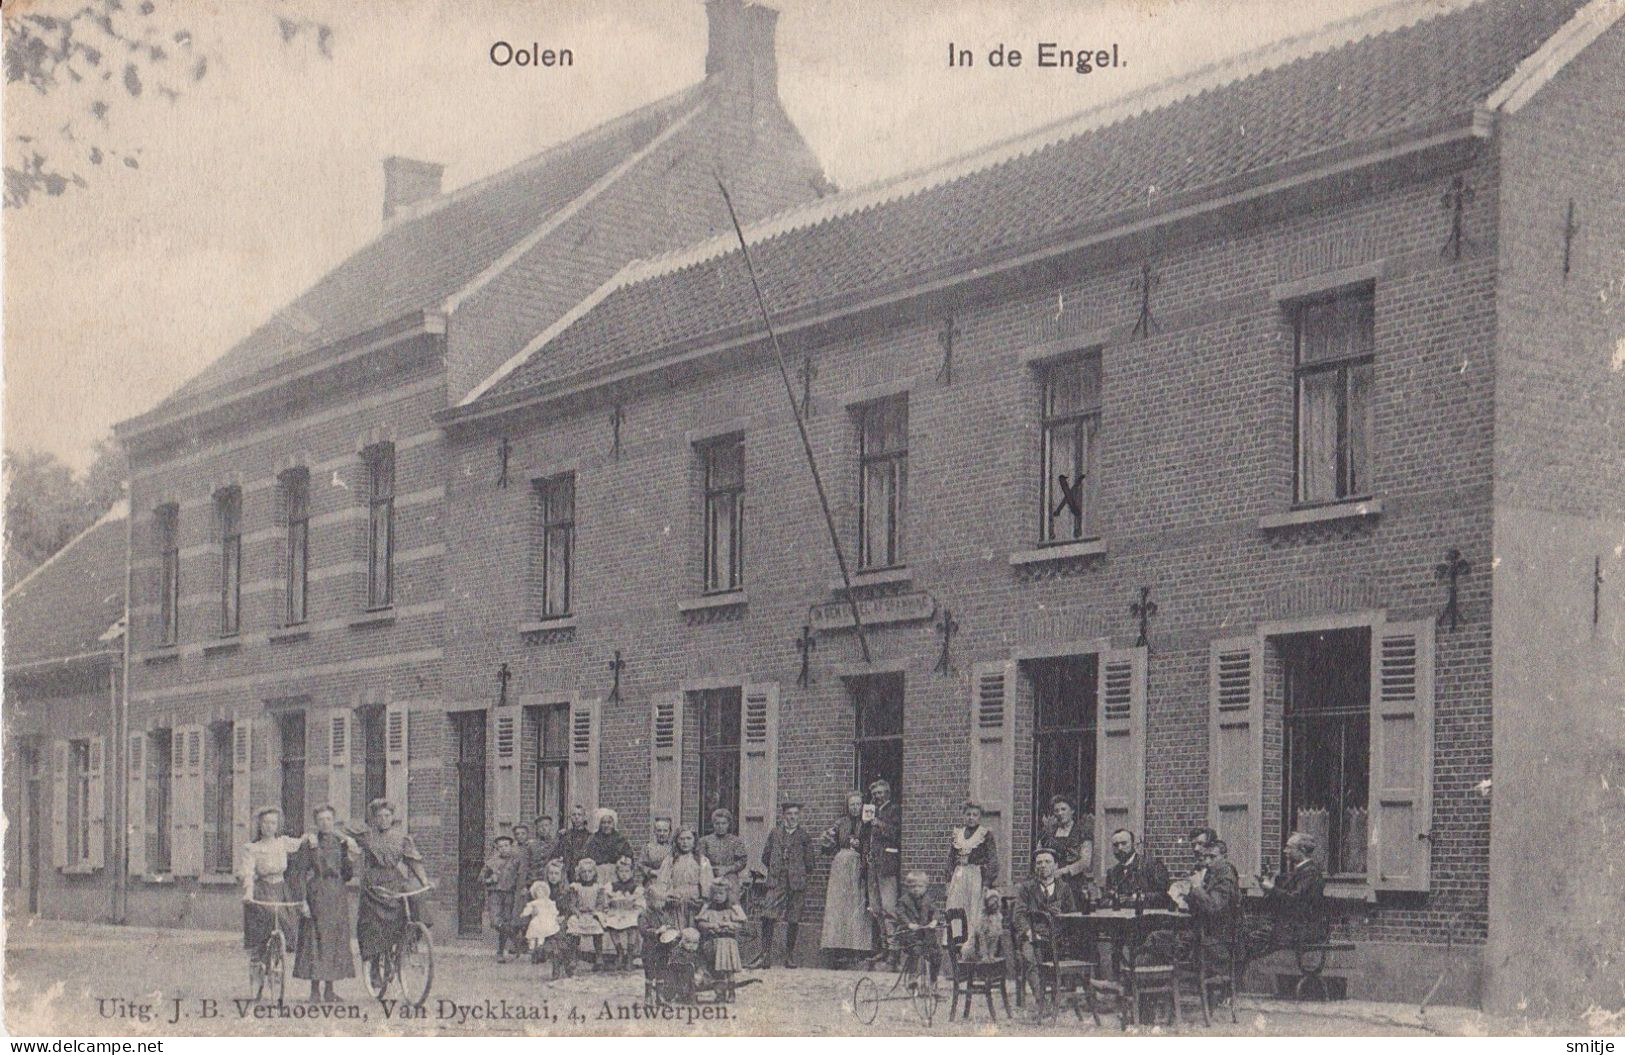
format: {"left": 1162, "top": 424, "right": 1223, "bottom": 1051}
{"left": 0, "top": 917, "right": 1605, "bottom": 1038}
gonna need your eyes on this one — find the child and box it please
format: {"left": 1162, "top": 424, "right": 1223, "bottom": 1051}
{"left": 892, "top": 869, "right": 943, "bottom": 983}
{"left": 518, "top": 878, "right": 561, "bottom": 955}
{"left": 566, "top": 857, "right": 608, "bottom": 971}
{"left": 695, "top": 879, "right": 748, "bottom": 973}
{"left": 601, "top": 856, "right": 644, "bottom": 972}
{"left": 480, "top": 835, "right": 519, "bottom": 962}
{"left": 965, "top": 888, "right": 1010, "bottom": 963}
{"left": 538, "top": 858, "right": 575, "bottom": 975}
{"left": 665, "top": 927, "right": 706, "bottom": 1003}
{"left": 639, "top": 891, "right": 677, "bottom": 999}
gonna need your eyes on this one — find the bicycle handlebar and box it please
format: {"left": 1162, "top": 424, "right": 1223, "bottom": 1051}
{"left": 244, "top": 898, "right": 306, "bottom": 908}
{"left": 377, "top": 884, "right": 435, "bottom": 899}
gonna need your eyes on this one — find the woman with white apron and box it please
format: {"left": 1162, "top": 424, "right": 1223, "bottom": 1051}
{"left": 944, "top": 801, "right": 999, "bottom": 935}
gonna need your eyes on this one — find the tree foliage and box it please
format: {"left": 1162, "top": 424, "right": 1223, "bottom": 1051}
{"left": 4, "top": 0, "right": 331, "bottom": 207}
{"left": 4, "top": 439, "right": 126, "bottom": 587}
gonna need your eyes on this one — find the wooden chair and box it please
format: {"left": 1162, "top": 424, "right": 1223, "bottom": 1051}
{"left": 944, "top": 909, "right": 1011, "bottom": 1022}
{"left": 1090, "top": 963, "right": 1182, "bottom": 1028}
{"left": 1030, "top": 909, "right": 1095, "bottom": 1021}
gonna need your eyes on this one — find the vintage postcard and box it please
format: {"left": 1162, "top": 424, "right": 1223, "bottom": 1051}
{"left": 3, "top": 0, "right": 1622, "bottom": 1041}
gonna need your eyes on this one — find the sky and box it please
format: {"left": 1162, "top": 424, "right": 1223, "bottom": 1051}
{"left": 3, "top": 0, "right": 1398, "bottom": 472}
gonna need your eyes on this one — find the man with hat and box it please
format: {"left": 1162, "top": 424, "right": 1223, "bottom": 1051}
{"left": 1013, "top": 847, "right": 1081, "bottom": 1008}
{"left": 863, "top": 779, "right": 902, "bottom": 965}
{"left": 759, "top": 801, "right": 817, "bottom": 968}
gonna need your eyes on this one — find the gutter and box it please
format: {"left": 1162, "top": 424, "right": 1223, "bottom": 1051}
{"left": 439, "top": 114, "right": 1487, "bottom": 431}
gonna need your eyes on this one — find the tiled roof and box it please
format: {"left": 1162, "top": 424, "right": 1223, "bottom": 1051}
{"left": 477, "top": 0, "right": 1588, "bottom": 404}
{"left": 153, "top": 82, "right": 710, "bottom": 412}
{"left": 3, "top": 501, "right": 128, "bottom": 670}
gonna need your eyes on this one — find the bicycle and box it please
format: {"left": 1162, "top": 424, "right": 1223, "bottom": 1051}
{"left": 850, "top": 921, "right": 945, "bottom": 1026}
{"left": 244, "top": 897, "right": 304, "bottom": 1005}
{"left": 362, "top": 884, "right": 435, "bottom": 1008}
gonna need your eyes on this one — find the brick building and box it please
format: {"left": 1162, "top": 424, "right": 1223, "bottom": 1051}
{"left": 104, "top": 0, "right": 826, "bottom": 935}
{"left": 3, "top": 503, "right": 127, "bottom": 923}
{"left": 437, "top": 0, "right": 1623, "bottom": 1015}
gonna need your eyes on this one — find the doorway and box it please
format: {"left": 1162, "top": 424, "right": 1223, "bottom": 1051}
{"left": 850, "top": 673, "right": 904, "bottom": 805}
{"left": 452, "top": 711, "right": 487, "bottom": 935}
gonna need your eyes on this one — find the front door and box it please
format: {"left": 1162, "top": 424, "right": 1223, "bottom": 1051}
{"left": 452, "top": 712, "right": 487, "bottom": 935}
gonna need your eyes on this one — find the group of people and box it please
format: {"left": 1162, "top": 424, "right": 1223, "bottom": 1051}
{"left": 239, "top": 798, "right": 429, "bottom": 1004}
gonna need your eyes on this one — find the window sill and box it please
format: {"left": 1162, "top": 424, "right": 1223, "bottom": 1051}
{"left": 1009, "top": 538, "right": 1107, "bottom": 565}
{"left": 677, "top": 592, "right": 748, "bottom": 614}
{"left": 518, "top": 617, "right": 577, "bottom": 636}
{"left": 140, "top": 873, "right": 176, "bottom": 885}
{"left": 199, "top": 873, "right": 240, "bottom": 887}
{"left": 62, "top": 863, "right": 101, "bottom": 876}
{"left": 142, "top": 647, "right": 180, "bottom": 665}
{"left": 1258, "top": 497, "right": 1382, "bottom": 531}
{"left": 202, "top": 637, "right": 242, "bottom": 656}
{"left": 829, "top": 567, "right": 912, "bottom": 593}
{"left": 268, "top": 626, "right": 311, "bottom": 644}
{"left": 348, "top": 608, "right": 397, "bottom": 629}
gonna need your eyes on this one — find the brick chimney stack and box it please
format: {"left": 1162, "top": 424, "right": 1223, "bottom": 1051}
{"left": 382, "top": 156, "right": 444, "bottom": 223}
{"left": 705, "top": 0, "right": 778, "bottom": 100}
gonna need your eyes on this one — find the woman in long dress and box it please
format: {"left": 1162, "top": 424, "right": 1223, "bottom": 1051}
{"left": 944, "top": 801, "right": 998, "bottom": 937}
{"left": 1036, "top": 795, "right": 1093, "bottom": 898}
{"left": 818, "top": 791, "right": 872, "bottom": 965}
{"left": 654, "top": 826, "right": 713, "bottom": 926}
{"left": 239, "top": 807, "right": 309, "bottom": 973}
{"left": 581, "top": 808, "right": 634, "bottom": 887}
{"left": 354, "top": 798, "right": 432, "bottom": 975}
{"left": 291, "top": 804, "right": 358, "bottom": 1002}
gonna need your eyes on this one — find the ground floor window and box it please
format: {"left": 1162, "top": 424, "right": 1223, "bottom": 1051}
{"left": 68, "top": 739, "right": 91, "bottom": 866}
{"left": 278, "top": 712, "right": 306, "bottom": 836}
{"left": 206, "top": 722, "right": 234, "bottom": 874}
{"left": 1281, "top": 628, "right": 1370, "bottom": 877}
{"left": 1029, "top": 654, "right": 1098, "bottom": 840}
{"left": 530, "top": 703, "right": 570, "bottom": 825}
{"left": 149, "top": 728, "right": 172, "bottom": 874}
{"left": 851, "top": 673, "right": 904, "bottom": 802}
{"left": 695, "top": 688, "right": 742, "bottom": 832}
{"left": 359, "top": 705, "right": 387, "bottom": 809}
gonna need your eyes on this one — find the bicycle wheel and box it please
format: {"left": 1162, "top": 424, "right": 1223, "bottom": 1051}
{"left": 395, "top": 923, "right": 434, "bottom": 1008}
{"left": 364, "top": 953, "right": 392, "bottom": 1001}
{"left": 909, "top": 961, "right": 938, "bottom": 1025}
{"left": 852, "top": 976, "right": 881, "bottom": 1024}
{"left": 263, "top": 932, "right": 287, "bottom": 1005}
{"left": 249, "top": 954, "right": 266, "bottom": 1001}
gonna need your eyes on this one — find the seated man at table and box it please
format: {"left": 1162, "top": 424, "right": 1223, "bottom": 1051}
{"left": 1176, "top": 836, "right": 1241, "bottom": 966}
{"left": 1013, "top": 848, "right": 1080, "bottom": 1004}
{"left": 1104, "top": 829, "right": 1171, "bottom": 906}
{"left": 1247, "top": 831, "right": 1329, "bottom": 954}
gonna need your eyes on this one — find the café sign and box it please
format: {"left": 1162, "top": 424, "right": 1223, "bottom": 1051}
{"left": 810, "top": 591, "right": 937, "bottom": 632}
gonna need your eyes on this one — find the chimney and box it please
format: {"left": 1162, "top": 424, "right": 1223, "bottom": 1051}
{"left": 381, "top": 156, "right": 444, "bottom": 222}
{"left": 705, "top": 0, "right": 778, "bottom": 98}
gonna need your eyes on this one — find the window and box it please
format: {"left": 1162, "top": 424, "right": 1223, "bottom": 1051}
{"left": 1294, "top": 289, "right": 1374, "bottom": 504}
{"left": 1040, "top": 353, "right": 1103, "bottom": 542}
{"left": 359, "top": 705, "right": 387, "bottom": 808}
{"left": 206, "top": 722, "right": 234, "bottom": 873}
{"left": 278, "top": 713, "right": 306, "bottom": 837}
{"left": 1282, "top": 628, "right": 1370, "bottom": 876}
{"left": 215, "top": 487, "right": 242, "bottom": 635}
{"left": 852, "top": 673, "right": 904, "bottom": 802}
{"left": 536, "top": 474, "right": 575, "bottom": 618}
{"left": 156, "top": 505, "right": 180, "bottom": 645}
{"left": 364, "top": 444, "right": 395, "bottom": 609}
{"left": 149, "top": 728, "right": 172, "bottom": 874}
{"left": 701, "top": 437, "right": 745, "bottom": 593}
{"left": 1030, "top": 655, "right": 1098, "bottom": 839}
{"left": 531, "top": 703, "right": 570, "bottom": 825}
{"left": 695, "top": 688, "right": 742, "bottom": 831}
{"left": 856, "top": 396, "right": 907, "bottom": 569}
{"left": 281, "top": 469, "right": 310, "bottom": 625}
{"left": 67, "top": 739, "right": 91, "bottom": 866}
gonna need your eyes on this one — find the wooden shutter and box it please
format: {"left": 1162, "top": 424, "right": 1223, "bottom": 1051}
{"left": 327, "top": 711, "right": 352, "bottom": 826}
{"left": 569, "top": 697, "right": 600, "bottom": 815}
{"left": 1209, "top": 637, "right": 1263, "bottom": 877}
{"left": 1370, "top": 621, "right": 1435, "bottom": 892}
{"left": 87, "top": 736, "right": 106, "bottom": 869}
{"left": 127, "top": 734, "right": 148, "bottom": 876}
{"left": 385, "top": 703, "right": 409, "bottom": 828}
{"left": 494, "top": 708, "right": 520, "bottom": 833}
{"left": 51, "top": 740, "right": 69, "bottom": 870}
{"left": 740, "top": 684, "right": 779, "bottom": 869}
{"left": 173, "top": 724, "right": 205, "bottom": 877}
{"left": 968, "top": 661, "right": 1016, "bottom": 886}
{"left": 1095, "top": 646, "right": 1147, "bottom": 880}
{"left": 231, "top": 720, "right": 253, "bottom": 856}
{"left": 650, "top": 693, "right": 684, "bottom": 829}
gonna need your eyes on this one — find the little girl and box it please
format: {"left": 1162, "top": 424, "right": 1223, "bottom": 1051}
{"left": 539, "top": 859, "right": 575, "bottom": 976}
{"left": 695, "top": 880, "right": 747, "bottom": 973}
{"left": 600, "top": 856, "right": 644, "bottom": 972}
{"left": 518, "top": 878, "right": 561, "bottom": 955}
{"left": 566, "top": 857, "right": 608, "bottom": 971}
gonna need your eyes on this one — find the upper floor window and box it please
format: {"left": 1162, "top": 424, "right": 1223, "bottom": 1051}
{"left": 281, "top": 469, "right": 310, "bottom": 625}
{"left": 856, "top": 395, "right": 907, "bottom": 570}
{"left": 214, "top": 487, "right": 242, "bottom": 636}
{"left": 536, "top": 473, "right": 575, "bottom": 618}
{"left": 1295, "top": 289, "right": 1374, "bottom": 505}
{"left": 363, "top": 444, "right": 394, "bottom": 609}
{"left": 155, "top": 504, "right": 180, "bottom": 645}
{"left": 1040, "top": 352, "right": 1103, "bottom": 543}
{"left": 701, "top": 436, "right": 744, "bottom": 593}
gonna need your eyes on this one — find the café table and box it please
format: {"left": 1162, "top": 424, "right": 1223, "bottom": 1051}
{"left": 1054, "top": 906, "right": 1197, "bottom": 978}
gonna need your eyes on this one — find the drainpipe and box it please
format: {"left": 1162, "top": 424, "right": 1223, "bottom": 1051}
{"left": 112, "top": 491, "right": 133, "bottom": 923}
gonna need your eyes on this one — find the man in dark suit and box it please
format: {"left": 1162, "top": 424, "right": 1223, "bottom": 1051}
{"left": 760, "top": 802, "right": 818, "bottom": 968}
{"left": 1013, "top": 848, "right": 1081, "bottom": 1007}
{"left": 1249, "top": 831, "right": 1329, "bottom": 952}
{"left": 864, "top": 779, "right": 902, "bottom": 965}
{"left": 522, "top": 815, "right": 559, "bottom": 886}
{"left": 1104, "top": 829, "right": 1171, "bottom": 904}
{"left": 1182, "top": 835, "right": 1242, "bottom": 965}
